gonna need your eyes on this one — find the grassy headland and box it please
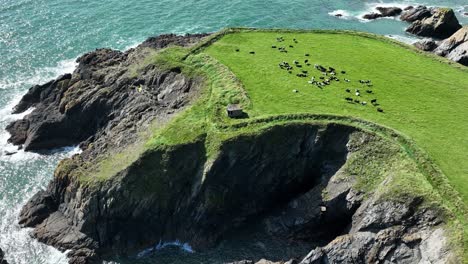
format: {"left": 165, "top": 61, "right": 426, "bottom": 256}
{"left": 70, "top": 28, "right": 467, "bottom": 258}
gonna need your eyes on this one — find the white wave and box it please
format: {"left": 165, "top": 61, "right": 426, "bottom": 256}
{"left": 386, "top": 34, "right": 420, "bottom": 44}
{"left": 328, "top": 9, "right": 353, "bottom": 19}
{"left": 137, "top": 239, "right": 194, "bottom": 258}
{"left": 0, "top": 58, "right": 77, "bottom": 90}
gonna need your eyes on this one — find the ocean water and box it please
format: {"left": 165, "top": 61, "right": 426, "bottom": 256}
{"left": 0, "top": 0, "right": 466, "bottom": 263}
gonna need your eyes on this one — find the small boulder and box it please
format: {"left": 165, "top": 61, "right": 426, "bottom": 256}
{"left": 376, "top": 6, "right": 403, "bottom": 17}
{"left": 434, "top": 26, "right": 468, "bottom": 66}
{"left": 414, "top": 39, "right": 439, "bottom": 51}
{"left": 406, "top": 7, "right": 462, "bottom": 39}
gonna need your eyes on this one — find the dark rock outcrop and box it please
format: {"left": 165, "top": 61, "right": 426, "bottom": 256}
{"left": 363, "top": 7, "right": 402, "bottom": 20}
{"left": 400, "top": 6, "right": 432, "bottom": 22}
{"left": 363, "top": 13, "right": 382, "bottom": 20}
{"left": 0, "top": 248, "right": 8, "bottom": 264}
{"left": 376, "top": 7, "right": 402, "bottom": 17}
{"left": 405, "top": 7, "right": 462, "bottom": 39}
{"left": 299, "top": 197, "right": 448, "bottom": 264}
{"left": 434, "top": 26, "right": 468, "bottom": 66}
{"left": 6, "top": 33, "right": 207, "bottom": 152}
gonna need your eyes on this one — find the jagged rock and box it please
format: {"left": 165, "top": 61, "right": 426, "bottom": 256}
{"left": 363, "top": 6, "right": 402, "bottom": 20}
{"left": 376, "top": 7, "right": 402, "bottom": 17}
{"left": 0, "top": 248, "right": 8, "bottom": 264}
{"left": 434, "top": 26, "right": 468, "bottom": 66}
{"left": 299, "top": 195, "right": 453, "bottom": 264}
{"left": 400, "top": 6, "right": 432, "bottom": 22}
{"left": 405, "top": 7, "right": 462, "bottom": 39}
{"left": 413, "top": 39, "right": 439, "bottom": 51}
{"left": 19, "top": 190, "right": 58, "bottom": 227}
{"left": 6, "top": 34, "right": 206, "bottom": 152}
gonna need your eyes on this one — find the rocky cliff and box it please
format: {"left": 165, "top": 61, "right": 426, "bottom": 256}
{"left": 8, "top": 34, "right": 459, "bottom": 264}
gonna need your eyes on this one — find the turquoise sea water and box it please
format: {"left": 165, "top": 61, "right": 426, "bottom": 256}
{"left": 0, "top": 0, "right": 467, "bottom": 263}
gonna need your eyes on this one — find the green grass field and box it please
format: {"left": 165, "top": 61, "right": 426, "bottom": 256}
{"left": 203, "top": 30, "right": 468, "bottom": 202}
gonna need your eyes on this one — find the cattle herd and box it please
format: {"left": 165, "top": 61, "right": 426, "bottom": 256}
{"left": 237, "top": 36, "right": 384, "bottom": 113}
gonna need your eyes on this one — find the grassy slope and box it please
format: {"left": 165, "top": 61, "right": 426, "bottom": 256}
{"left": 204, "top": 31, "right": 468, "bottom": 202}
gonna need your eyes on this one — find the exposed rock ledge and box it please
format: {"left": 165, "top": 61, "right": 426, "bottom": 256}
{"left": 8, "top": 34, "right": 458, "bottom": 264}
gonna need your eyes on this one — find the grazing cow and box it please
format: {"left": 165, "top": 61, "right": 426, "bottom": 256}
{"left": 272, "top": 45, "right": 277, "bottom": 48}
{"left": 297, "top": 64, "right": 302, "bottom": 68}
{"left": 305, "top": 53, "right": 310, "bottom": 56}
{"left": 366, "top": 90, "right": 372, "bottom": 93}
{"left": 341, "top": 70, "right": 346, "bottom": 74}
{"left": 289, "top": 45, "right": 294, "bottom": 48}
{"left": 293, "top": 89, "right": 298, "bottom": 93}
{"left": 320, "top": 76, "right": 325, "bottom": 80}
{"left": 356, "top": 92, "right": 360, "bottom": 96}
{"left": 302, "top": 70, "right": 308, "bottom": 74}
{"left": 294, "top": 60, "right": 299, "bottom": 64}
{"left": 288, "top": 71, "right": 292, "bottom": 74}
{"left": 361, "top": 101, "right": 367, "bottom": 105}
{"left": 306, "top": 63, "right": 311, "bottom": 66}
{"left": 354, "top": 99, "right": 360, "bottom": 103}
{"left": 371, "top": 99, "right": 377, "bottom": 104}
{"left": 346, "top": 89, "right": 350, "bottom": 92}
{"left": 345, "top": 97, "right": 353, "bottom": 101}
{"left": 345, "top": 79, "right": 350, "bottom": 82}
{"left": 250, "top": 51, "right": 255, "bottom": 54}
{"left": 304, "top": 59, "right": 309, "bottom": 63}
{"left": 315, "top": 64, "right": 327, "bottom": 72}
{"left": 377, "top": 108, "right": 383, "bottom": 112}
{"left": 235, "top": 49, "right": 240, "bottom": 52}
{"left": 329, "top": 67, "right": 335, "bottom": 72}
{"left": 355, "top": 89, "right": 360, "bottom": 92}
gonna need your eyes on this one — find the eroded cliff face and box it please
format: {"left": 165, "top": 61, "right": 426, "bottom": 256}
{"left": 17, "top": 124, "right": 454, "bottom": 264}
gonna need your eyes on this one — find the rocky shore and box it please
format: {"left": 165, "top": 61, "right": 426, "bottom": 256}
{"left": 362, "top": 5, "right": 467, "bottom": 66}
{"left": 7, "top": 33, "right": 459, "bottom": 264}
